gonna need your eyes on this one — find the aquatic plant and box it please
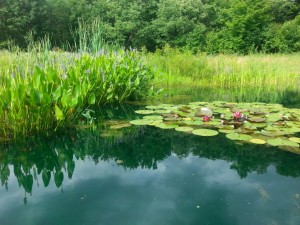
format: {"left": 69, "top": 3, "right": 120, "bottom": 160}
{"left": 130, "top": 101, "right": 300, "bottom": 154}
{"left": 203, "top": 115, "right": 211, "bottom": 122}
{"left": 0, "top": 50, "right": 154, "bottom": 138}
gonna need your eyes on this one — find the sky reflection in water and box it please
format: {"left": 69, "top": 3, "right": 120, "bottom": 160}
{"left": 1, "top": 151, "right": 300, "bottom": 225}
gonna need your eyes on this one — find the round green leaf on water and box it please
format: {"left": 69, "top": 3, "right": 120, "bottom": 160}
{"left": 289, "top": 137, "right": 300, "bottom": 144}
{"left": 192, "top": 129, "right": 219, "bottom": 137}
{"left": 247, "top": 117, "right": 266, "bottom": 123}
{"left": 147, "top": 120, "right": 163, "bottom": 126}
{"left": 183, "top": 120, "right": 204, "bottom": 126}
{"left": 130, "top": 119, "right": 149, "bottom": 125}
{"left": 135, "top": 110, "right": 154, "bottom": 115}
{"left": 218, "top": 129, "right": 236, "bottom": 134}
{"left": 266, "top": 114, "right": 282, "bottom": 122}
{"left": 249, "top": 139, "right": 266, "bottom": 145}
{"left": 261, "top": 130, "right": 285, "bottom": 137}
{"left": 143, "top": 115, "right": 163, "bottom": 120}
{"left": 226, "top": 132, "right": 252, "bottom": 141}
{"left": 155, "top": 123, "right": 178, "bottom": 129}
{"left": 154, "top": 109, "right": 172, "bottom": 114}
{"left": 175, "top": 126, "right": 194, "bottom": 132}
{"left": 146, "top": 105, "right": 164, "bottom": 110}
{"left": 267, "top": 138, "right": 299, "bottom": 147}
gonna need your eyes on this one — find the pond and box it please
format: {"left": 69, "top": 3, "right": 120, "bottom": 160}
{"left": 0, "top": 87, "right": 300, "bottom": 225}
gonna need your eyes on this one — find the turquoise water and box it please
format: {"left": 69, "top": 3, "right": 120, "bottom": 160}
{"left": 0, "top": 87, "right": 300, "bottom": 225}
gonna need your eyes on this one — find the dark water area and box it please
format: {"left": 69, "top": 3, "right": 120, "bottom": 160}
{"left": 0, "top": 87, "right": 300, "bottom": 225}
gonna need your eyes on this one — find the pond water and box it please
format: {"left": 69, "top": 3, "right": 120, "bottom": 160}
{"left": 0, "top": 87, "right": 300, "bottom": 225}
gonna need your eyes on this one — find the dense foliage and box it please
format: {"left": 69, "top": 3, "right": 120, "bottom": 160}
{"left": 1, "top": 0, "right": 299, "bottom": 53}
{"left": 0, "top": 50, "right": 154, "bottom": 138}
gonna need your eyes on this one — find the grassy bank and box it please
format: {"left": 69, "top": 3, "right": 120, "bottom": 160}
{"left": 0, "top": 49, "right": 154, "bottom": 138}
{"left": 146, "top": 47, "right": 300, "bottom": 89}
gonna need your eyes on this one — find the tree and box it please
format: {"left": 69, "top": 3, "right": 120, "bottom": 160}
{"left": 152, "top": 0, "right": 207, "bottom": 51}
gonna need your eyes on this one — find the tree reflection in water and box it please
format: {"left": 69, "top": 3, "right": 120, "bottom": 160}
{"left": 0, "top": 124, "right": 300, "bottom": 199}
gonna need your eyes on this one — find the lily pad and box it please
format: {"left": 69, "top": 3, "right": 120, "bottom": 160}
{"left": 175, "top": 126, "right": 194, "bottom": 132}
{"left": 266, "top": 114, "right": 282, "bottom": 122}
{"left": 289, "top": 137, "right": 300, "bottom": 144}
{"left": 267, "top": 138, "right": 299, "bottom": 147}
{"left": 226, "top": 132, "right": 252, "bottom": 141}
{"left": 247, "top": 117, "right": 266, "bottom": 123}
{"left": 143, "top": 115, "right": 163, "bottom": 120}
{"left": 129, "top": 119, "right": 149, "bottom": 125}
{"left": 155, "top": 123, "right": 178, "bottom": 129}
{"left": 192, "top": 129, "right": 219, "bottom": 136}
{"left": 163, "top": 117, "right": 182, "bottom": 121}
{"left": 261, "top": 130, "right": 285, "bottom": 137}
{"left": 135, "top": 110, "right": 154, "bottom": 115}
{"left": 218, "top": 129, "right": 236, "bottom": 134}
{"left": 183, "top": 120, "right": 204, "bottom": 126}
{"left": 133, "top": 100, "right": 300, "bottom": 153}
{"left": 145, "top": 105, "right": 164, "bottom": 110}
{"left": 249, "top": 139, "right": 266, "bottom": 144}
{"left": 154, "top": 109, "right": 172, "bottom": 114}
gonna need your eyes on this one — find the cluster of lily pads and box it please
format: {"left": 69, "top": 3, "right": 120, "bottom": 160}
{"left": 129, "top": 101, "right": 300, "bottom": 154}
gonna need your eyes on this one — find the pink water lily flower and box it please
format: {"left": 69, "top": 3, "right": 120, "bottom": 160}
{"left": 203, "top": 115, "right": 210, "bottom": 122}
{"left": 233, "top": 111, "right": 243, "bottom": 120}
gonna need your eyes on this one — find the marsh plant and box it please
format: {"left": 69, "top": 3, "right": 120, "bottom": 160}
{"left": 146, "top": 47, "right": 300, "bottom": 89}
{"left": 0, "top": 49, "right": 154, "bottom": 138}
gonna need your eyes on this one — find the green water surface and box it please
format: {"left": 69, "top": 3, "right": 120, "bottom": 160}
{"left": 0, "top": 87, "right": 300, "bottom": 225}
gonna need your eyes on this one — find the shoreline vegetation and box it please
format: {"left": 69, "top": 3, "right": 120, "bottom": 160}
{"left": 0, "top": 15, "right": 300, "bottom": 139}
{"left": 1, "top": 45, "right": 300, "bottom": 138}
{"left": 0, "top": 47, "right": 154, "bottom": 138}
{"left": 147, "top": 46, "right": 300, "bottom": 88}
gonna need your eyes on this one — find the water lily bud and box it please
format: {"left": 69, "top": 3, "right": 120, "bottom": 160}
{"left": 203, "top": 115, "right": 210, "bottom": 122}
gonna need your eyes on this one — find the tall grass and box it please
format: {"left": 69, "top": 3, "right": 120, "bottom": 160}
{"left": 146, "top": 46, "right": 300, "bottom": 89}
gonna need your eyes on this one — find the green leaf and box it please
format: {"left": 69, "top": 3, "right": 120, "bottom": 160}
{"left": 226, "top": 132, "right": 252, "bottom": 141}
{"left": 175, "top": 126, "right": 194, "bottom": 132}
{"left": 22, "top": 175, "right": 33, "bottom": 194}
{"left": 54, "top": 171, "right": 64, "bottom": 188}
{"left": 42, "top": 169, "right": 51, "bottom": 187}
{"left": 69, "top": 96, "right": 78, "bottom": 108}
{"left": 67, "top": 161, "right": 75, "bottom": 179}
{"left": 55, "top": 105, "right": 64, "bottom": 121}
{"left": 52, "top": 86, "right": 62, "bottom": 101}
{"left": 267, "top": 138, "right": 299, "bottom": 147}
{"left": 135, "top": 77, "right": 140, "bottom": 86}
{"left": 88, "top": 92, "right": 96, "bottom": 105}
{"left": 192, "top": 129, "right": 219, "bottom": 136}
{"left": 135, "top": 110, "right": 154, "bottom": 115}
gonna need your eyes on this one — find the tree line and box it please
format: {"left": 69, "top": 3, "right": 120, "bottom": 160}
{"left": 0, "top": 0, "right": 300, "bottom": 53}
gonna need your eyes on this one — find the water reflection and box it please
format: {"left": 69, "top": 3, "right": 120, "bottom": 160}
{"left": 0, "top": 86, "right": 300, "bottom": 225}
{"left": 1, "top": 125, "right": 300, "bottom": 196}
